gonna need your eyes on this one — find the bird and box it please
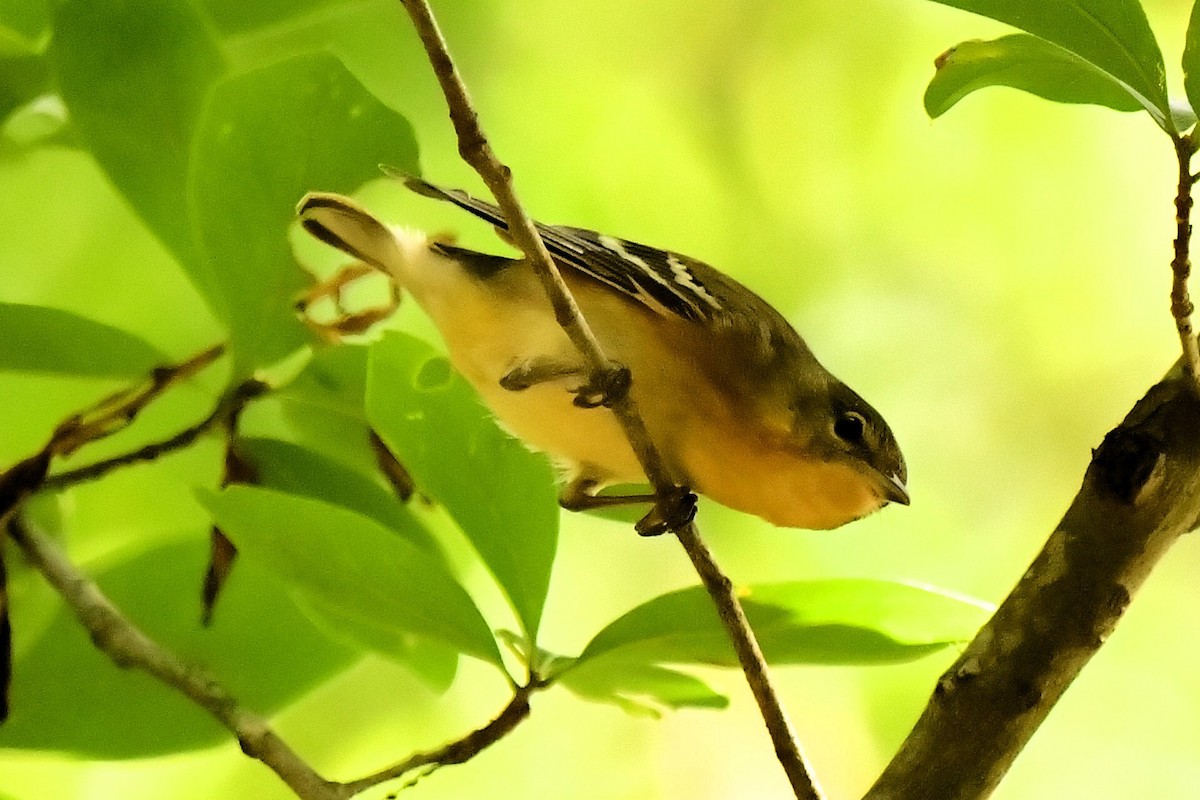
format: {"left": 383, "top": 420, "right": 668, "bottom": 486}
{"left": 297, "top": 175, "right": 907, "bottom": 532}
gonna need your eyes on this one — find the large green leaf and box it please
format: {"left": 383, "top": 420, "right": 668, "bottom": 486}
{"left": 1183, "top": 0, "right": 1200, "bottom": 124}
{"left": 235, "top": 436, "right": 442, "bottom": 559}
{"left": 0, "top": 54, "right": 50, "bottom": 129}
{"left": 926, "top": 0, "right": 1171, "bottom": 130}
{"left": 366, "top": 332, "right": 559, "bottom": 641}
{"left": 200, "top": 485, "right": 503, "bottom": 666}
{"left": 926, "top": 34, "right": 1143, "bottom": 118}
{"left": 50, "top": 0, "right": 226, "bottom": 275}
{"left": 198, "top": 0, "right": 349, "bottom": 34}
{"left": 575, "top": 580, "right": 992, "bottom": 669}
{"left": 0, "top": 303, "right": 164, "bottom": 377}
{"left": 293, "top": 593, "right": 458, "bottom": 693}
{"left": 187, "top": 52, "right": 419, "bottom": 375}
{"left": 273, "top": 344, "right": 379, "bottom": 474}
{"left": 0, "top": 538, "right": 356, "bottom": 758}
{"left": 0, "top": 0, "right": 48, "bottom": 55}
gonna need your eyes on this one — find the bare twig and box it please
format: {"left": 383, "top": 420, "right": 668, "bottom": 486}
{"left": 0, "top": 450, "right": 53, "bottom": 529}
{"left": 10, "top": 509, "right": 539, "bottom": 800}
{"left": 339, "top": 682, "right": 540, "bottom": 796}
{"left": 396, "top": 0, "right": 670, "bottom": 491}
{"left": 1170, "top": 134, "right": 1200, "bottom": 393}
{"left": 43, "top": 377, "right": 267, "bottom": 492}
{"left": 1, "top": 345, "right": 233, "bottom": 512}
{"left": 674, "top": 523, "right": 821, "bottom": 797}
{"left": 395, "top": 3, "right": 822, "bottom": 798}
{"left": 370, "top": 429, "right": 417, "bottom": 502}
{"left": 6, "top": 518, "right": 342, "bottom": 800}
{"left": 867, "top": 367, "right": 1200, "bottom": 800}
{"left": 49, "top": 343, "right": 226, "bottom": 457}
{"left": 4, "top": 334, "right": 542, "bottom": 797}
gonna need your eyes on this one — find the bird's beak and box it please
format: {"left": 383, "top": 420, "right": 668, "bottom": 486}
{"left": 880, "top": 472, "right": 910, "bottom": 506}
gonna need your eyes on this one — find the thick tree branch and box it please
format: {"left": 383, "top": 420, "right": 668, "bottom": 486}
{"left": 6, "top": 519, "right": 342, "bottom": 800}
{"left": 867, "top": 365, "right": 1200, "bottom": 800}
{"left": 395, "top": 2, "right": 822, "bottom": 798}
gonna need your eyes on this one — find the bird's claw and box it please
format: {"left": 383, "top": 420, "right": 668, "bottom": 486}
{"left": 635, "top": 486, "right": 697, "bottom": 536}
{"left": 572, "top": 363, "right": 632, "bottom": 408}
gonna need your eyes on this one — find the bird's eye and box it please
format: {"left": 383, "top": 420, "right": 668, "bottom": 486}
{"left": 833, "top": 411, "right": 866, "bottom": 442}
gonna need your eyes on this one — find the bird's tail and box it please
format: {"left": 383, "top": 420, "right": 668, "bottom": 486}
{"left": 296, "top": 192, "right": 410, "bottom": 273}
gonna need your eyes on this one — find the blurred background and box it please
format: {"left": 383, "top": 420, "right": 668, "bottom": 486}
{"left": 3, "top": 0, "right": 1200, "bottom": 797}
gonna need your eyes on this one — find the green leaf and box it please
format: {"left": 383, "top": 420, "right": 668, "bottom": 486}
{"left": 187, "top": 52, "right": 420, "bottom": 376}
{"left": 926, "top": 35, "right": 1144, "bottom": 118}
{"left": 0, "top": 0, "right": 49, "bottom": 56}
{"left": 927, "top": 0, "right": 1171, "bottom": 130}
{"left": 293, "top": 593, "right": 458, "bottom": 693}
{"left": 575, "top": 580, "right": 992, "bottom": 669}
{"left": 1170, "top": 99, "right": 1198, "bottom": 133}
{"left": 274, "top": 344, "right": 380, "bottom": 474}
{"left": 200, "top": 485, "right": 503, "bottom": 666}
{"left": 1183, "top": 0, "right": 1200, "bottom": 126}
{"left": 50, "top": 0, "right": 226, "bottom": 272}
{"left": 557, "top": 657, "right": 728, "bottom": 717}
{"left": 235, "top": 436, "right": 443, "bottom": 559}
{"left": 0, "top": 538, "right": 356, "bottom": 758}
{"left": 198, "top": 0, "right": 348, "bottom": 34}
{"left": 0, "top": 303, "right": 164, "bottom": 377}
{"left": 366, "top": 332, "right": 559, "bottom": 641}
{"left": 0, "top": 54, "right": 50, "bottom": 127}
{"left": 1, "top": 93, "right": 69, "bottom": 150}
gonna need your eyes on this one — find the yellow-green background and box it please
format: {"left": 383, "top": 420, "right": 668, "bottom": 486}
{"left": 3, "top": 0, "right": 1199, "bottom": 797}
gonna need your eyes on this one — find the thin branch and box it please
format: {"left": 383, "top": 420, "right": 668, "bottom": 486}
{"left": 395, "top": 3, "right": 822, "bottom": 799}
{"left": 867, "top": 366, "right": 1200, "bottom": 800}
{"left": 338, "top": 683, "right": 539, "bottom": 797}
{"left": 674, "top": 523, "right": 821, "bottom": 797}
{"left": 1170, "top": 134, "right": 1200, "bottom": 393}
{"left": 49, "top": 343, "right": 226, "bottom": 458}
{"left": 1, "top": 344, "right": 232, "bottom": 511}
{"left": 43, "top": 378, "right": 268, "bottom": 492}
{"left": 10, "top": 505, "right": 540, "bottom": 800}
{"left": 397, "top": 0, "right": 671, "bottom": 491}
{"left": 4, "top": 335, "right": 540, "bottom": 798}
{"left": 0, "top": 450, "right": 53, "bottom": 529}
{"left": 6, "top": 518, "right": 342, "bottom": 800}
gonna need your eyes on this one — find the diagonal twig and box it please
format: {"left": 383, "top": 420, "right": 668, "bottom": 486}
{"left": 338, "top": 681, "right": 542, "bottom": 797}
{"left": 43, "top": 377, "right": 268, "bottom": 492}
{"left": 395, "top": 2, "right": 822, "bottom": 798}
{"left": 6, "top": 518, "right": 343, "bottom": 800}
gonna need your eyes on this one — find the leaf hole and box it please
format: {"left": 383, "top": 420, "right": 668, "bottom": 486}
{"left": 414, "top": 357, "right": 453, "bottom": 391}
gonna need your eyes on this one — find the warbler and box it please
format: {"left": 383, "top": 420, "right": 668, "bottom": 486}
{"left": 297, "top": 176, "right": 908, "bottom": 530}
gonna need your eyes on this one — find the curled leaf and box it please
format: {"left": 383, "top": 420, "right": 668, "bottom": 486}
{"left": 927, "top": 35, "right": 1143, "bottom": 118}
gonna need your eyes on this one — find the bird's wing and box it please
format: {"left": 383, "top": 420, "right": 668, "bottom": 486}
{"left": 399, "top": 173, "right": 724, "bottom": 321}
